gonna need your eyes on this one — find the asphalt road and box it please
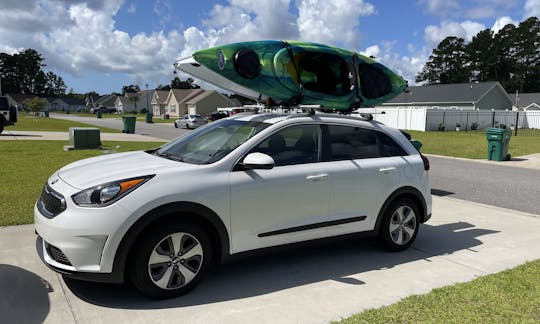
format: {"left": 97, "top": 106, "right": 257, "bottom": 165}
{"left": 429, "top": 155, "right": 540, "bottom": 215}
{"left": 50, "top": 113, "right": 187, "bottom": 141}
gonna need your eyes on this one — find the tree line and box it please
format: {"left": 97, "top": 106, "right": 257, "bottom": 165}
{"left": 416, "top": 17, "right": 540, "bottom": 93}
{"left": 0, "top": 49, "right": 67, "bottom": 96}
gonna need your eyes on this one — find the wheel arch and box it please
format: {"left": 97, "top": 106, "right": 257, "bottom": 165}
{"left": 374, "top": 187, "right": 428, "bottom": 233}
{"left": 112, "top": 201, "right": 230, "bottom": 282}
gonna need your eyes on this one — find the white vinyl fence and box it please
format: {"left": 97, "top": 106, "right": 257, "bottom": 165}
{"left": 364, "top": 108, "right": 540, "bottom": 134}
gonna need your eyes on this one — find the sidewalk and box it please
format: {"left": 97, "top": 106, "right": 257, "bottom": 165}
{"left": 426, "top": 153, "right": 540, "bottom": 170}
{"left": 0, "top": 130, "right": 167, "bottom": 142}
{"left": 1, "top": 196, "right": 539, "bottom": 324}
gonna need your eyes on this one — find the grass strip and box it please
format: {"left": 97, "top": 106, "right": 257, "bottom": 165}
{"left": 409, "top": 131, "right": 540, "bottom": 159}
{"left": 336, "top": 259, "right": 540, "bottom": 323}
{"left": 9, "top": 114, "right": 121, "bottom": 133}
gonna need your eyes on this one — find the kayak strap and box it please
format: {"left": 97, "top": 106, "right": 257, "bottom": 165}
{"left": 283, "top": 41, "right": 304, "bottom": 106}
{"left": 349, "top": 54, "right": 363, "bottom": 111}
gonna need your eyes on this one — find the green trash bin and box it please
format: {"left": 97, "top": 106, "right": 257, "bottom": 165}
{"left": 146, "top": 112, "right": 153, "bottom": 123}
{"left": 122, "top": 116, "right": 136, "bottom": 134}
{"left": 486, "top": 128, "right": 511, "bottom": 161}
{"left": 44, "top": 111, "right": 49, "bottom": 117}
{"left": 96, "top": 110, "right": 102, "bottom": 119}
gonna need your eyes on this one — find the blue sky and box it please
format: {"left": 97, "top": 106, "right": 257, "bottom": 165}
{"left": 0, "top": 0, "right": 538, "bottom": 95}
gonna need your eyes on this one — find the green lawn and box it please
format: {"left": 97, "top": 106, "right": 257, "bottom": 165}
{"left": 409, "top": 131, "right": 540, "bottom": 159}
{"left": 68, "top": 112, "right": 175, "bottom": 123}
{"left": 0, "top": 140, "right": 165, "bottom": 226}
{"left": 336, "top": 259, "right": 540, "bottom": 323}
{"left": 10, "top": 113, "right": 121, "bottom": 133}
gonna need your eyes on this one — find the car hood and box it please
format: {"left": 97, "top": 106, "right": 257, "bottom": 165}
{"left": 58, "top": 151, "right": 198, "bottom": 189}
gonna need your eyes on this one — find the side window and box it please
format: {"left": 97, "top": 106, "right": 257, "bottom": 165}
{"left": 328, "top": 125, "right": 407, "bottom": 160}
{"left": 251, "top": 124, "right": 321, "bottom": 167}
{"left": 328, "top": 125, "right": 379, "bottom": 160}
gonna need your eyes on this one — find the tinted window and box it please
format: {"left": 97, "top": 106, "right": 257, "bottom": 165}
{"left": 251, "top": 124, "right": 321, "bottom": 166}
{"left": 327, "top": 125, "right": 406, "bottom": 161}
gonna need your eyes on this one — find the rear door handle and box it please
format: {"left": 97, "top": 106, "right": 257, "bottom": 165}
{"left": 306, "top": 174, "right": 329, "bottom": 182}
{"left": 379, "top": 167, "right": 396, "bottom": 174}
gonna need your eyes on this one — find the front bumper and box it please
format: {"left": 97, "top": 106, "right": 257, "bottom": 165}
{"left": 35, "top": 235, "right": 123, "bottom": 283}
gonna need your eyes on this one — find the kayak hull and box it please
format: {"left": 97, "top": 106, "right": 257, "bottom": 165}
{"left": 176, "top": 40, "right": 406, "bottom": 110}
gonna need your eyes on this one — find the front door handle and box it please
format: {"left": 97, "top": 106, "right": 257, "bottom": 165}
{"left": 379, "top": 167, "right": 396, "bottom": 174}
{"left": 306, "top": 174, "right": 329, "bottom": 182}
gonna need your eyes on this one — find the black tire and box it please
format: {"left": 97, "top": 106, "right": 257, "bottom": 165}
{"left": 128, "top": 220, "right": 212, "bottom": 299}
{"left": 0, "top": 123, "right": 4, "bottom": 134}
{"left": 377, "top": 198, "right": 420, "bottom": 252}
{"left": 174, "top": 122, "right": 178, "bottom": 128}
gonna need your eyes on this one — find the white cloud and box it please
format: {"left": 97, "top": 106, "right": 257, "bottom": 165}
{"left": 424, "top": 20, "right": 486, "bottom": 47}
{"left": 127, "top": 3, "right": 136, "bottom": 14}
{"left": 362, "top": 42, "right": 429, "bottom": 86}
{"left": 297, "top": 0, "right": 376, "bottom": 50}
{"left": 418, "top": 0, "right": 460, "bottom": 17}
{"left": 524, "top": 0, "right": 540, "bottom": 18}
{"left": 492, "top": 16, "right": 518, "bottom": 33}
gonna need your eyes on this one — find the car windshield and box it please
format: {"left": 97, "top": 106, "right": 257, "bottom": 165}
{"left": 154, "top": 119, "right": 271, "bottom": 164}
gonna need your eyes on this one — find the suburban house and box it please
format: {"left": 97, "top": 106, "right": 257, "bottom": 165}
{"left": 513, "top": 93, "right": 540, "bottom": 111}
{"left": 151, "top": 90, "right": 169, "bottom": 118}
{"left": 163, "top": 89, "right": 205, "bottom": 118}
{"left": 367, "top": 82, "right": 518, "bottom": 131}
{"left": 115, "top": 90, "right": 154, "bottom": 113}
{"left": 185, "top": 90, "right": 236, "bottom": 116}
{"left": 378, "top": 81, "right": 513, "bottom": 111}
{"left": 50, "top": 97, "right": 86, "bottom": 112}
{"left": 4, "top": 93, "right": 34, "bottom": 110}
{"left": 86, "top": 94, "right": 117, "bottom": 108}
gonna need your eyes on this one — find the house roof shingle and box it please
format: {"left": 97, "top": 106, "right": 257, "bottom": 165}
{"left": 512, "top": 93, "right": 540, "bottom": 108}
{"left": 383, "top": 81, "right": 501, "bottom": 105}
{"left": 185, "top": 90, "right": 236, "bottom": 105}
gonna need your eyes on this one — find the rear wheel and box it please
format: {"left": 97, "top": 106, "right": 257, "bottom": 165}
{"left": 128, "top": 220, "right": 212, "bottom": 299}
{"left": 0, "top": 123, "right": 4, "bottom": 134}
{"left": 377, "top": 198, "right": 420, "bottom": 251}
{"left": 174, "top": 122, "right": 178, "bottom": 128}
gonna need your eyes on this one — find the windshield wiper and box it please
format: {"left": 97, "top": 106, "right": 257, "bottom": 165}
{"left": 155, "top": 152, "right": 185, "bottom": 162}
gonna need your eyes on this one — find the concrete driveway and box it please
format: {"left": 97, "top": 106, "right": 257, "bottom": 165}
{"left": 1, "top": 196, "right": 539, "bottom": 324}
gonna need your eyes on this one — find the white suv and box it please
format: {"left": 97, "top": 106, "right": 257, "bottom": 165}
{"left": 35, "top": 112, "right": 431, "bottom": 299}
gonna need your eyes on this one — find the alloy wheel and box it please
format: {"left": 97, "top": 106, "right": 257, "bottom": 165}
{"left": 388, "top": 206, "right": 417, "bottom": 245}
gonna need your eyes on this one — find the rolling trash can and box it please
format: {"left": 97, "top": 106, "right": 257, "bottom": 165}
{"left": 96, "top": 110, "right": 102, "bottom": 119}
{"left": 122, "top": 116, "right": 136, "bottom": 134}
{"left": 486, "top": 128, "right": 511, "bottom": 161}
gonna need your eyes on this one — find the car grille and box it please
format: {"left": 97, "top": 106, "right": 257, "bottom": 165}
{"left": 45, "top": 242, "right": 72, "bottom": 266}
{"left": 37, "top": 184, "right": 66, "bottom": 218}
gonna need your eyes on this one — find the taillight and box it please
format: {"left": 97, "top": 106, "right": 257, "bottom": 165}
{"left": 420, "top": 154, "right": 430, "bottom": 171}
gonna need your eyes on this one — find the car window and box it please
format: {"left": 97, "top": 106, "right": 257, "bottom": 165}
{"left": 157, "top": 119, "right": 270, "bottom": 164}
{"left": 327, "top": 125, "right": 406, "bottom": 161}
{"left": 251, "top": 124, "right": 321, "bottom": 167}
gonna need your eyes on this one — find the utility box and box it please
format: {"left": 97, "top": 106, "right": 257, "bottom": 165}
{"left": 67, "top": 127, "right": 101, "bottom": 149}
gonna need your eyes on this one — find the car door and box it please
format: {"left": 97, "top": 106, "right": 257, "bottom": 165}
{"left": 229, "top": 124, "right": 334, "bottom": 253}
{"left": 323, "top": 124, "right": 408, "bottom": 236}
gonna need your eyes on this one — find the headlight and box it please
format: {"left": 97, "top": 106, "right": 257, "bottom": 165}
{"left": 72, "top": 175, "right": 154, "bottom": 207}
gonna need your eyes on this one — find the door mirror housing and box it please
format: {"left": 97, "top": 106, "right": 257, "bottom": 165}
{"left": 242, "top": 152, "right": 275, "bottom": 170}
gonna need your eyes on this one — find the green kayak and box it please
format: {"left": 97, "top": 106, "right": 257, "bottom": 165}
{"left": 175, "top": 40, "right": 406, "bottom": 110}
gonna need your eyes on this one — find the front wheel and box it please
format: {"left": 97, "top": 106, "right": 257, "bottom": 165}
{"left": 377, "top": 198, "right": 420, "bottom": 251}
{"left": 128, "top": 220, "right": 212, "bottom": 299}
{"left": 174, "top": 122, "right": 178, "bottom": 128}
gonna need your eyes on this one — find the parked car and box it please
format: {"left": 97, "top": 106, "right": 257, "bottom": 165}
{"left": 90, "top": 107, "right": 117, "bottom": 114}
{"left": 209, "top": 110, "right": 229, "bottom": 121}
{"left": 174, "top": 114, "right": 208, "bottom": 129}
{"left": 35, "top": 112, "right": 432, "bottom": 299}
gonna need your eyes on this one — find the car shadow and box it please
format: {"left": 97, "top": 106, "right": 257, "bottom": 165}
{"left": 0, "top": 264, "right": 53, "bottom": 323}
{"left": 0, "top": 133, "right": 41, "bottom": 137}
{"left": 64, "top": 221, "right": 498, "bottom": 309}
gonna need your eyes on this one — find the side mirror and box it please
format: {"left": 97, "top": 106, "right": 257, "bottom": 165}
{"left": 242, "top": 152, "right": 275, "bottom": 170}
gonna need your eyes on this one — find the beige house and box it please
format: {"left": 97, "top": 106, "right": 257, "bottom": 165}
{"left": 151, "top": 90, "right": 169, "bottom": 118}
{"left": 115, "top": 91, "right": 153, "bottom": 113}
{"left": 163, "top": 89, "right": 204, "bottom": 118}
{"left": 185, "top": 90, "right": 236, "bottom": 116}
